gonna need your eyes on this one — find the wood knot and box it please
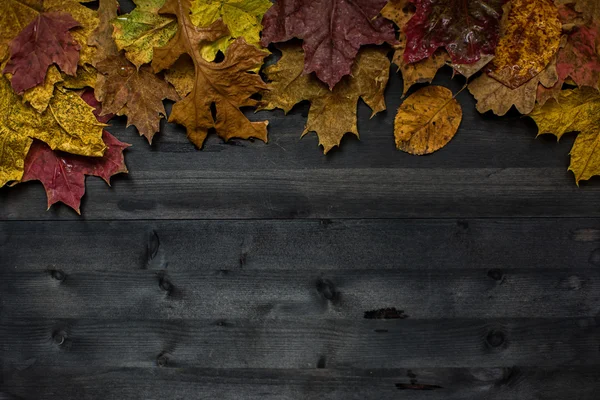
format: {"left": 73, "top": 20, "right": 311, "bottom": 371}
{"left": 316, "top": 278, "right": 338, "bottom": 302}
{"left": 487, "top": 269, "right": 504, "bottom": 282}
{"left": 486, "top": 330, "right": 506, "bottom": 348}
{"left": 157, "top": 353, "right": 170, "bottom": 367}
{"left": 317, "top": 355, "right": 326, "bottom": 369}
{"left": 50, "top": 269, "right": 66, "bottom": 282}
{"left": 157, "top": 271, "right": 173, "bottom": 294}
{"left": 52, "top": 330, "right": 67, "bottom": 346}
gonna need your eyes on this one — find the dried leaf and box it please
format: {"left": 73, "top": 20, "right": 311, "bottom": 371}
{"left": 261, "top": 0, "right": 395, "bottom": 89}
{"left": 0, "top": 75, "right": 105, "bottom": 187}
{"left": 469, "top": 59, "right": 558, "bottom": 115}
{"left": 488, "top": 0, "right": 562, "bottom": 89}
{"left": 152, "top": 0, "right": 268, "bottom": 148}
{"left": 528, "top": 87, "right": 600, "bottom": 183}
{"left": 61, "top": 64, "right": 97, "bottom": 89}
{"left": 403, "top": 0, "right": 508, "bottom": 65}
{"left": 20, "top": 66, "right": 64, "bottom": 112}
{"left": 555, "top": 0, "right": 600, "bottom": 24}
{"left": 0, "top": 0, "right": 42, "bottom": 63}
{"left": 394, "top": 86, "right": 462, "bottom": 155}
{"left": 88, "top": 0, "right": 119, "bottom": 65}
{"left": 96, "top": 54, "right": 179, "bottom": 143}
{"left": 112, "top": 0, "right": 178, "bottom": 68}
{"left": 190, "top": 0, "right": 271, "bottom": 61}
{"left": 3, "top": 12, "right": 80, "bottom": 93}
{"left": 22, "top": 132, "right": 129, "bottom": 214}
{"left": 260, "top": 45, "right": 389, "bottom": 154}
{"left": 164, "top": 56, "right": 194, "bottom": 97}
{"left": 557, "top": 24, "right": 600, "bottom": 89}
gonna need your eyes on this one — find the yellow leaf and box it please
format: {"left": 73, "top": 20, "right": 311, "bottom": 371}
{"left": 394, "top": 86, "right": 462, "bottom": 155}
{"left": 0, "top": 75, "right": 106, "bottom": 187}
{"left": 164, "top": 57, "right": 195, "bottom": 97}
{"left": 61, "top": 64, "right": 97, "bottom": 89}
{"left": 20, "top": 66, "right": 64, "bottom": 113}
{"left": 260, "top": 45, "right": 389, "bottom": 154}
{"left": 528, "top": 87, "right": 600, "bottom": 183}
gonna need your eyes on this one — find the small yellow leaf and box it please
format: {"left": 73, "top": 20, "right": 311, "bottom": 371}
{"left": 394, "top": 86, "right": 462, "bottom": 155}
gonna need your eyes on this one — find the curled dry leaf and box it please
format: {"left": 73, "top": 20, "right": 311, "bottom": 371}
{"left": 394, "top": 86, "right": 462, "bottom": 155}
{"left": 260, "top": 45, "right": 389, "bottom": 154}
{"left": 112, "top": 0, "right": 178, "bottom": 68}
{"left": 528, "top": 87, "right": 600, "bottom": 184}
{"left": 190, "top": 0, "right": 271, "bottom": 62}
{"left": 487, "top": 0, "right": 561, "bottom": 89}
{"left": 3, "top": 12, "right": 80, "bottom": 94}
{"left": 96, "top": 54, "right": 179, "bottom": 144}
{"left": 152, "top": 0, "right": 268, "bottom": 148}
{"left": 261, "top": 0, "right": 395, "bottom": 89}
{"left": 403, "top": 0, "right": 508, "bottom": 65}
{"left": 0, "top": 76, "right": 106, "bottom": 187}
{"left": 469, "top": 58, "right": 558, "bottom": 115}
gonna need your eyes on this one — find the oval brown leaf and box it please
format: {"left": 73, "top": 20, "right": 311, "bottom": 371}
{"left": 394, "top": 86, "right": 462, "bottom": 155}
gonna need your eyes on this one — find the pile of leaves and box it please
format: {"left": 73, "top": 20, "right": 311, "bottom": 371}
{"left": 0, "top": 0, "right": 598, "bottom": 214}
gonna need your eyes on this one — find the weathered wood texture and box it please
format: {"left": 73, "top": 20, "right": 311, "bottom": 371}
{"left": 2, "top": 1, "right": 600, "bottom": 398}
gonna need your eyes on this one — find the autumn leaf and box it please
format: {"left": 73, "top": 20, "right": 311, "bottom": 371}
{"left": 0, "top": 0, "right": 42, "bottom": 63}
{"left": 190, "top": 0, "right": 271, "bottom": 62}
{"left": 96, "top": 54, "right": 179, "bottom": 143}
{"left": 487, "top": 0, "right": 561, "bottom": 89}
{"left": 61, "top": 64, "right": 98, "bottom": 89}
{"left": 403, "top": 0, "right": 507, "bottom": 65}
{"left": 469, "top": 59, "right": 558, "bottom": 115}
{"left": 22, "top": 131, "right": 129, "bottom": 214}
{"left": 394, "top": 86, "right": 462, "bottom": 155}
{"left": 88, "top": 0, "right": 119, "bottom": 66}
{"left": 529, "top": 87, "right": 600, "bottom": 184}
{"left": 3, "top": 12, "right": 80, "bottom": 94}
{"left": 112, "top": 0, "right": 178, "bottom": 68}
{"left": 556, "top": 24, "right": 600, "bottom": 89}
{"left": 260, "top": 45, "right": 389, "bottom": 154}
{"left": 0, "top": 75, "right": 106, "bottom": 187}
{"left": 164, "top": 56, "right": 194, "bottom": 97}
{"left": 19, "top": 66, "right": 64, "bottom": 113}
{"left": 555, "top": 0, "right": 600, "bottom": 24}
{"left": 261, "top": 0, "right": 395, "bottom": 89}
{"left": 152, "top": 0, "right": 268, "bottom": 148}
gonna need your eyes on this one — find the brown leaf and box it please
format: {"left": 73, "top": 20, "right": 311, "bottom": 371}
{"left": 152, "top": 0, "right": 268, "bottom": 148}
{"left": 96, "top": 54, "right": 179, "bottom": 144}
{"left": 88, "top": 0, "right": 119, "bottom": 65}
{"left": 394, "top": 86, "right": 462, "bottom": 155}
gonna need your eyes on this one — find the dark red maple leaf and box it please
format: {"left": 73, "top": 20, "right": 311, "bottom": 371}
{"left": 261, "top": 0, "right": 395, "bottom": 89}
{"left": 557, "top": 24, "right": 600, "bottom": 89}
{"left": 403, "top": 0, "right": 508, "bottom": 65}
{"left": 4, "top": 12, "right": 81, "bottom": 93}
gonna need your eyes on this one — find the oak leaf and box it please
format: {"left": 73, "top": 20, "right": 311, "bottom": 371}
{"left": 3, "top": 12, "right": 80, "bottom": 94}
{"left": 152, "top": 0, "right": 269, "bottom": 148}
{"left": 528, "top": 87, "right": 600, "bottom": 184}
{"left": 469, "top": 59, "right": 558, "bottom": 115}
{"left": 403, "top": 0, "right": 508, "bottom": 65}
{"left": 0, "top": 75, "right": 106, "bottom": 187}
{"left": 487, "top": 0, "right": 562, "bottom": 89}
{"left": 112, "top": 0, "right": 178, "bottom": 68}
{"left": 260, "top": 0, "right": 395, "bottom": 89}
{"left": 260, "top": 45, "right": 389, "bottom": 154}
{"left": 96, "top": 54, "right": 179, "bottom": 143}
{"left": 22, "top": 131, "right": 129, "bottom": 214}
{"left": 394, "top": 86, "right": 462, "bottom": 155}
{"left": 190, "top": 0, "right": 271, "bottom": 62}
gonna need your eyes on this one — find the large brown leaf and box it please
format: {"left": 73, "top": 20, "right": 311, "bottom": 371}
{"left": 260, "top": 0, "right": 395, "bottom": 89}
{"left": 152, "top": 0, "right": 268, "bottom": 148}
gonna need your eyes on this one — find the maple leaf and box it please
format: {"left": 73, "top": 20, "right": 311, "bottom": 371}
{"left": 21, "top": 132, "right": 129, "bottom": 214}
{"left": 260, "top": 45, "right": 389, "bottom": 154}
{"left": 96, "top": 54, "right": 179, "bottom": 143}
{"left": 0, "top": 0, "right": 42, "bottom": 63}
{"left": 190, "top": 0, "right": 272, "bottom": 62}
{"left": 555, "top": 0, "right": 600, "bottom": 24}
{"left": 112, "top": 0, "right": 178, "bottom": 68}
{"left": 556, "top": 24, "right": 600, "bottom": 89}
{"left": 88, "top": 0, "right": 119, "bottom": 66}
{"left": 0, "top": 75, "right": 105, "bottom": 187}
{"left": 394, "top": 86, "right": 462, "bottom": 155}
{"left": 3, "top": 12, "right": 80, "bottom": 94}
{"left": 528, "top": 87, "right": 600, "bottom": 184}
{"left": 469, "top": 59, "right": 558, "bottom": 115}
{"left": 403, "top": 0, "right": 508, "bottom": 65}
{"left": 152, "top": 0, "right": 269, "bottom": 148}
{"left": 487, "top": 0, "right": 562, "bottom": 89}
{"left": 260, "top": 0, "right": 395, "bottom": 89}
{"left": 19, "top": 66, "right": 64, "bottom": 113}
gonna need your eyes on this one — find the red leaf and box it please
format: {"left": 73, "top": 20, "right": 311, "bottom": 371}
{"left": 403, "top": 0, "right": 508, "bottom": 65}
{"left": 260, "top": 0, "right": 395, "bottom": 89}
{"left": 80, "top": 88, "right": 114, "bottom": 123}
{"left": 557, "top": 24, "right": 600, "bottom": 89}
{"left": 21, "top": 132, "right": 130, "bottom": 214}
{"left": 3, "top": 12, "right": 81, "bottom": 93}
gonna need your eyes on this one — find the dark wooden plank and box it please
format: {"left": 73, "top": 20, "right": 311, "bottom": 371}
{"left": 1, "top": 69, "right": 598, "bottom": 220}
{"left": 2, "top": 366, "right": 600, "bottom": 400}
{"left": 2, "top": 318, "right": 600, "bottom": 369}
{"left": 3, "top": 219, "right": 599, "bottom": 272}
{"left": 2, "top": 267, "right": 599, "bottom": 319}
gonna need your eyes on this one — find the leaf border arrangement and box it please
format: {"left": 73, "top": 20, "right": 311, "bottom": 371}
{"left": 0, "top": 0, "right": 599, "bottom": 214}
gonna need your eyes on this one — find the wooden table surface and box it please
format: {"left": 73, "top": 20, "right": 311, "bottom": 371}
{"left": 2, "top": 2, "right": 600, "bottom": 398}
